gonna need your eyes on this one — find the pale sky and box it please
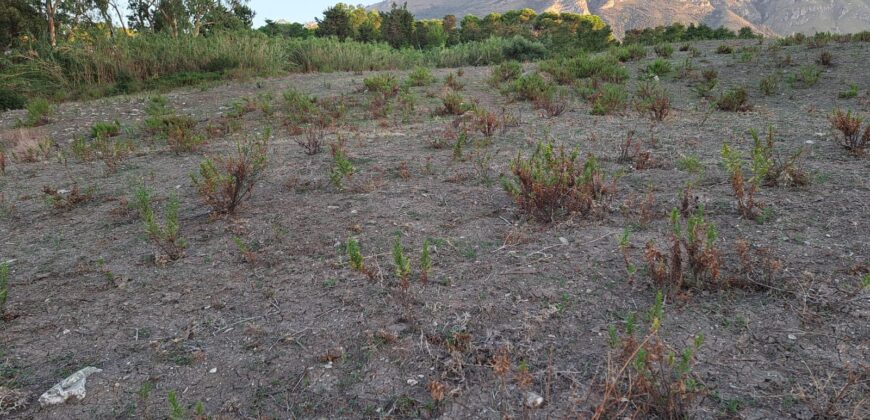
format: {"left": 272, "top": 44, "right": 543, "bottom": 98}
{"left": 249, "top": 1, "right": 378, "bottom": 27}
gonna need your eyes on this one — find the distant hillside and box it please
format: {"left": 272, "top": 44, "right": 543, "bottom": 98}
{"left": 366, "top": 0, "right": 870, "bottom": 37}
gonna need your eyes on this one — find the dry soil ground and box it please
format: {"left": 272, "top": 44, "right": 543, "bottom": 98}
{"left": 0, "top": 39, "right": 868, "bottom": 419}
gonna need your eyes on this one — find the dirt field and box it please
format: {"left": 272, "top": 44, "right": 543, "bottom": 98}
{"left": 1, "top": 39, "right": 868, "bottom": 419}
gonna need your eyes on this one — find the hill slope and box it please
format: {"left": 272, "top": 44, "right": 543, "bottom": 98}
{"left": 367, "top": 0, "right": 870, "bottom": 37}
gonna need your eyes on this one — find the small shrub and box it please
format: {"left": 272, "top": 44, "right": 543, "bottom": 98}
{"left": 716, "top": 87, "right": 751, "bottom": 112}
{"left": 16, "top": 99, "right": 52, "bottom": 127}
{"left": 90, "top": 120, "right": 121, "bottom": 139}
{"left": 283, "top": 88, "right": 317, "bottom": 123}
{"left": 488, "top": 61, "right": 522, "bottom": 86}
{"left": 591, "top": 84, "right": 628, "bottom": 115}
{"left": 444, "top": 72, "right": 464, "bottom": 91}
{"left": 298, "top": 126, "right": 324, "bottom": 155}
{"left": 0, "top": 88, "right": 26, "bottom": 111}
{"left": 593, "top": 292, "right": 704, "bottom": 418}
{"left": 329, "top": 140, "right": 355, "bottom": 189}
{"left": 829, "top": 109, "right": 869, "bottom": 155}
{"left": 441, "top": 92, "right": 472, "bottom": 115}
{"left": 134, "top": 186, "right": 186, "bottom": 261}
{"left": 838, "top": 84, "right": 859, "bottom": 99}
{"left": 474, "top": 108, "right": 499, "bottom": 137}
{"left": 759, "top": 74, "right": 780, "bottom": 96}
{"left": 634, "top": 82, "right": 670, "bottom": 121}
{"left": 42, "top": 184, "right": 94, "bottom": 210}
{"left": 535, "top": 90, "right": 568, "bottom": 118}
{"left": 643, "top": 59, "right": 672, "bottom": 78}
{"left": 363, "top": 74, "right": 399, "bottom": 97}
{"left": 0, "top": 150, "right": 6, "bottom": 175}
{"left": 93, "top": 136, "right": 134, "bottom": 172}
{"left": 716, "top": 44, "right": 734, "bottom": 54}
{"left": 502, "top": 142, "right": 615, "bottom": 222}
{"left": 502, "top": 35, "right": 548, "bottom": 61}
{"left": 749, "top": 127, "right": 809, "bottom": 187}
{"left": 654, "top": 43, "right": 674, "bottom": 58}
{"left": 677, "top": 155, "right": 703, "bottom": 173}
{"left": 817, "top": 51, "right": 833, "bottom": 66}
{"left": 191, "top": 132, "right": 269, "bottom": 214}
{"left": 721, "top": 143, "right": 765, "bottom": 220}
{"left": 392, "top": 235, "right": 412, "bottom": 291}
{"left": 609, "top": 44, "right": 647, "bottom": 62}
{"left": 420, "top": 239, "right": 431, "bottom": 285}
{"left": 507, "top": 73, "right": 554, "bottom": 102}
{"left": 407, "top": 67, "right": 435, "bottom": 86}
{"left": 644, "top": 208, "right": 722, "bottom": 293}
{"left": 788, "top": 65, "right": 822, "bottom": 88}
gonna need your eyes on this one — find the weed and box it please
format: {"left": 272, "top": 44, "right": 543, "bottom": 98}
{"left": 192, "top": 132, "right": 269, "bottom": 214}
{"left": 676, "top": 155, "right": 703, "bottom": 173}
{"left": 594, "top": 292, "right": 704, "bottom": 419}
{"left": 444, "top": 72, "right": 464, "bottom": 91}
{"left": 654, "top": 44, "right": 674, "bottom": 58}
{"left": 134, "top": 185, "right": 185, "bottom": 261}
{"left": 488, "top": 61, "right": 522, "bottom": 86}
{"left": 816, "top": 51, "right": 833, "bottom": 66}
{"left": 441, "top": 92, "right": 471, "bottom": 115}
{"left": 92, "top": 136, "right": 134, "bottom": 172}
{"left": 591, "top": 84, "right": 628, "bottom": 115}
{"left": 788, "top": 65, "right": 822, "bottom": 88}
{"left": 16, "top": 99, "right": 52, "bottom": 127}
{"left": 282, "top": 88, "right": 317, "bottom": 123}
{"left": 42, "top": 184, "right": 94, "bottom": 210}
{"left": 829, "top": 109, "right": 869, "bottom": 155}
{"left": 420, "top": 239, "right": 432, "bottom": 285}
{"left": 759, "top": 73, "right": 780, "bottom": 96}
{"left": 392, "top": 235, "right": 411, "bottom": 291}
{"left": 619, "top": 228, "right": 637, "bottom": 283}
{"left": 838, "top": 84, "right": 859, "bottom": 99}
{"left": 634, "top": 82, "right": 670, "bottom": 121}
{"left": 644, "top": 208, "right": 721, "bottom": 294}
{"left": 507, "top": 73, "right": 554, "bottom": 102}
{"left": 90, "top": 120, "right": 121, "bottom": 139}
{"left": 502, "top": 142, "right": 615, "bottom": 222}
{"left": 407, "top": 67, "right": 435, "bottom": 86}
{"left": 232, "top": 236, "right": 257, "bottom": 264}
{"left": 721, "top": 143, "right": 765, "bottom": 220}
{"left": 329, "top": 140, "right": 355, "bottom": 189}
{"left": 298, "top": 126, "right": 324, "bottom": 155}
{"left": 363, "top": 74, "right": 399, "bottom": 97}
{"left": 749, "top": 127, "right": 809, "bottom": 187}
{"left": 716, "top": 87, "right": 751, "bottom": 112}
{"left": 643, "top": 58, "right": 672, "bottom": 78}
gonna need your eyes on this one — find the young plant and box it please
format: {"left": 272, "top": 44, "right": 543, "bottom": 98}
{"left": 134, "top": 185, "right": 186, "bottom": 261}
{"left": 502, "top": 142, "right": 615, "bottom": 223}
{"left": 829, "top": 109, "right": 869, "bottom": 155}
{"left": 329, "top": 140, "right": 355, "bottom": 189}
{"left": 346, "top": 237, "right": 376, "bottom": 281}
{"left": 16, "top": 98, "right": 52, "bottom": 127}
{"left": 759, "top": 73, "right": 780, "bottom": 96}
{"left": 749, "top": 127, "right": 808, "bottom": 186}
{"left": 392, "top": 235, "right": 411, "bottom": 291}
{"left": 721, "top": 143, "right": 765, "bottom": 220}
{"left": 441, "top": 92, "right": 470, "bottom": 115}
{"left": 42, "top": 184, "right": 94, "bottom": 210}
{"left": 191, "top": 132, "right": 269, "bottom": 214}
{"left": 444, "top": 72, "right": 464, "bottom": 91}
{"left": 591, "top": 84, "right": 628, "bottom": 115}
{"left": 716, "top": 87, "right": 751, "bottom": 112}
{"left": 654, "top": 43, "right": 674, "bottom": 58}
{"left": 618, "top": 228, "right": 637, "bottom": 283}
{"left": 644, "top": 208, "right": 721, "bottom": 295}
{"left": 593, "top": 292, "right": 705, "bottom": 419}
{"left": 407, "top": 67, "right": 435, "bottom": 86}
{"left": 488, "top": 61, "right": 522, "bottom": 86}
{"left": 298, "top": 126, "right": 324, "bottom": 155}
{"left": 363, "top": 74, "right": 399, "bottom": 97}
{"left": 788, "top": 65, "right": 822, "bottom": 88}
{"left": 643, "top": 58, "right": 672, "bottom": 78}
{"left": 838, "top": 83, "right": 859, "bottom": 99}
{"left": 634, "top": 82, "right": 670, "bottom": 121}
{"left": 90, "top": 120, "right": 121, "bottom": 139}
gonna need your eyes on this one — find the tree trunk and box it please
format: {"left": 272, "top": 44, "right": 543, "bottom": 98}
{"left": 46, "top": 0, "right": 57, "bottom": 47}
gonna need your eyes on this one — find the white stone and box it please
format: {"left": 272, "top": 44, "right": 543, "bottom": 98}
{"left": 38, "top": 367, "right": 102, "bottom": 407}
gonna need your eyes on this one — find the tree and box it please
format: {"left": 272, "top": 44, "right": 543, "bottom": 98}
{"left": 459, "top": 15, "right": 483, "bottom": 42}
{"left": 259, "top": 19, "right": 311, "bottom": 38}
{"left": 0, "top": 0, "right": 42, "bottom": 49}
{"left": 442, "top": 14, "right": 458, "bottom": 45}
{"left": 43, "top": 0, "right": 62, "bottom": 46}
{"left": 315, "top": 3, "right": 353, "bottom": 40}
{"left": 379, "top": 2, "right": 414, "bottom": 48}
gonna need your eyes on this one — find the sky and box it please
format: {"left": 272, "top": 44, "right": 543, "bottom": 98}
{"left": 249, "top": 0, "right": 377, "bottom": 27}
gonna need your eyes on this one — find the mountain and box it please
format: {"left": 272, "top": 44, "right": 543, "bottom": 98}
{"left": 366, "top": 1, "right": 870, "bottom": 37}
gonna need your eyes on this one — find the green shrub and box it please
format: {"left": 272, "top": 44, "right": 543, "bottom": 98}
{"left": 609, "top": 44, "right": 647, "bottom": 62}
{"left": 502, "top": 35, "right": 548, "bottom": 61}
{"left": 591, "top": 84, "right": 628, "bottom": 115}
{"left": 16, "top": 98, "right": 52, "bottom": 127}
{"left": 134, "top": 186, "right": 186, "bottom": 261}
{"left": 507, "top": 73, "right": 554, "bottom": 102}
{"left": 407, "top": 67, "right": 435, "bottom": 86}
{"left": 441, "top": 92, "right": 473, "bottom": 115}
{"left": 90, "top": 120, "right": 121, "bottom": 139}
{"left": 0, "top": 88, "right": 26, "bottom": 111}
{"left": 759, "top": 74, "right": 780, "bottom": 96}
{"left": 643, "top": 59, "right": 672, "bottom": 77}
{"left": 788, "top": 65, "right": 822, "bottom": 88}
{"left": 502, "top": 142, "right": 614, "bottom": 222}
{"left": 192, "top": 133, "right": 269, "bottom": 214}
{"left": 654, "top": 44, "right": 674, "bottom": 58}
{"left": 838, "top": 84, "right": 859, "bottom": 99}
{"left": 634, "top": 82, "right": 671, "bottom": 121}
{"left": 363, "top": 74, "right": 399, "bottom": 96}
{"left": 716, "top": 44, "right": 734, "bottom": 54}
{"left": 716, "top": 87, "right": 751, "bottom": 112}
{"left": 489, "top": 61, "right": 522, "bottom": 86}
